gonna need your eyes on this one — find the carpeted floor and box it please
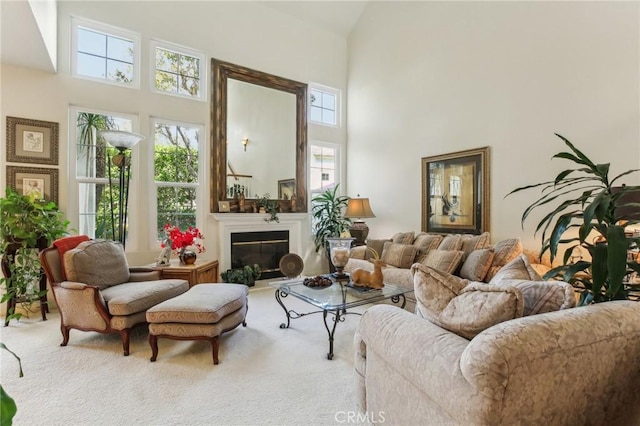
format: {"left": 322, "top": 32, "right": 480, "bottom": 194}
{"left": 1, "top": 287, "right": 366, "bottom": 425}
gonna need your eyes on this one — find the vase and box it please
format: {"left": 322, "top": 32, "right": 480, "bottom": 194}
{"left": 179, "top": 249, "right": 197, "bottom": 265}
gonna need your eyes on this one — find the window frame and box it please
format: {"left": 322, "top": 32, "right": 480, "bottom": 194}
{"left": 309, "top": 140, "right": 341, "bottom": 199}
{"left": 70, "top": 16, "right": 141, "bottom": 89}
{"left": 308, "top": 83, "right": 341, "bottom": 128}
{"left": 149, "top": 39, "right": 207, "bottom": 102}
{"left": 148, "top": 117, "right": 206, "bottom": 248}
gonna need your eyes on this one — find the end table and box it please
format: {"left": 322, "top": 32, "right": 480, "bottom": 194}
{"left": 152, "top": 259, "right": 219, "bottom": 287}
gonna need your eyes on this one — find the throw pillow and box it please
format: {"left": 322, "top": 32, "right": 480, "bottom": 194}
{"left": 381, "top": 242, "right": 417, "bottom": 268}
{"left": 459, "top": 248, "right": 495, "bottom": 281}
{"left": 438, "top": 283, "right": 524, "bottom": 339}
{"left": 489, "top": 254, "right": 541, "bottom": 285}
{"left": 505, "top": 279, "right": 576, "bottom": 316}
{"left": 484, "top": 238, "right": 523, "bottom": 282}
{"left": 461, "top": 232, "right": 491, "bottom": 258}
{"left": 391, "top": 232, "right": 415, "bottom": 245}
{"left": 53, "top": 235, "right": 90, "bottom": 280}
{"left": 412, "top": 233, "right": 444, "bottom": 262}
{"left": 422, "top": 249, "right": 464, "bottom": 274}
{"left": 411, "top": 263, "right": 469, "bottom": 319}
{"left": 365, "top": 238, "right": 391, "bottom": 259}
{"left": 438, "top": 234, "right": 463, "bottom": 251}
{"left": 64, "top": 239, "right": 130, "bottom": 289}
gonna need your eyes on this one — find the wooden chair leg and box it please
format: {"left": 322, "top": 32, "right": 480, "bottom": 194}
{"left": 120, "top": 329, "right": 131, "bottom": 356}
{"left": 60, "top": 325, "right": 70, "bottom": 346}
{"left": 211, "top": 336, "right": 219, "bottom": 365}
{"left": 149, "top": 335, "right": 158, "bottom": 362}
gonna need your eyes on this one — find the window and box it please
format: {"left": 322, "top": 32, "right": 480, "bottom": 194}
{"left": 151, "top": 40, "right": 205, "bottom": 100}
{"left": 71, "top": 17, "right": 140, "bottom": 88}
{"left": 153, "top": 118, "right": 203, "bottom": 240}
{"left": 70, "top": 107, "right": 137, "bottom": 243}
{"left": 310, "top": 142, "right": 340, "bottom": 196}
{"left": 309, "top": 84, "right": 340, "bottom": 127}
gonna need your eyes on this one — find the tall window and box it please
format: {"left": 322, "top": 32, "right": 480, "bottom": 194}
{"left": 310, "top": 142, "right": 339, "bottom": 197}
{"left": 309, "top": 84, "right": 340, "bottom": 127}
{"left": 151, "top": 40, "right": 205, "bottom": 100}
{"left": 72, "top": 108, "right": 136, "bottom": 241}
{"left": 71, "top": 17, "right": 140, "bottom": 88}
{"left": 153, "top": 119, "right": 202, "bottom": 240}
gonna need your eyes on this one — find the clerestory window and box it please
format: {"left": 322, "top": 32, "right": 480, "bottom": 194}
{"left": 151, "top": 40, "right": 205, "bottom": 100}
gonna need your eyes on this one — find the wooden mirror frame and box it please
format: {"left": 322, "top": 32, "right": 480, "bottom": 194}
{"left": 211, "top": 59, "right": 308, "bottom": 213}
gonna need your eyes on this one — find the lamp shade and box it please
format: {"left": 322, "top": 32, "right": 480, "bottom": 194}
{"left": 344, "top": 198, "right": 376, "bottom": 219}
{"left": 98, "top": 130, "right": 145, "bottom": 150}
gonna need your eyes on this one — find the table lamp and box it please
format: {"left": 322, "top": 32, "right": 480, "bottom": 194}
{"left": 344, "top": 196, "right": 376, "bottom": 246}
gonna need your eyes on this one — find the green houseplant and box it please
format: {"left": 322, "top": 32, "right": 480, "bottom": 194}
{"left": 0, "top": 342, "right": 23, "bottom": 425}
{"left": 221, "top": 264, "right": 262, "bottom": 287}
{"left": 256, "top": 193, "right": 279, "bottom": 223}
{"left": 0, "top": 188, "right": 70, "bottom": 321}
{"left": 311, "top": 184, "right": 351, "bottom": 254}
{"left": 508, "top": 134, "right": 640, "bottom": 305}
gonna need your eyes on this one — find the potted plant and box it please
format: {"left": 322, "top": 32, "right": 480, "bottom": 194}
{"left": 221, "top": 264, "right": 261, "bottom": 286}
{"left": 256, "top": 193, "right": 279, "bottom": 223}
{"left": 0, "top": 342, "right": 22, "bottom": 425}
{"left": 508, "top": 134, "right": 640, "bottom": 305}
{"left": 0, "top": 188, "right": 70, "bottom": 322}
{"left": 311, "top": 185, "right": 352, "bottom": 266}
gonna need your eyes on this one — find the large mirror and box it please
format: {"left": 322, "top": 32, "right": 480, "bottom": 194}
{"left": 211, "top": 59, "right": 308, "bottom": 213}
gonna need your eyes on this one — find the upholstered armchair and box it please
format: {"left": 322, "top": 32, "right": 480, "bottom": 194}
{"left": 40, "top": 237, "right": 189, "bottom": 355}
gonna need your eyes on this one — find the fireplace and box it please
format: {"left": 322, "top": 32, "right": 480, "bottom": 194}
{"left": 231, "top": 231, "right": 289, "bottom": 279}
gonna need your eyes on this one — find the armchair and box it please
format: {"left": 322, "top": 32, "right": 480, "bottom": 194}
{"left": 40, "top": 237, "right": 189, "bottom": 355}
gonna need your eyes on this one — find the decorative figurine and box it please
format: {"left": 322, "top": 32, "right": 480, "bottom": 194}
{"left": 156, "top": 236, "right": 172, "bottom": 266}
{"left": 290, "top": 193, "right": 297, "bottom": 212}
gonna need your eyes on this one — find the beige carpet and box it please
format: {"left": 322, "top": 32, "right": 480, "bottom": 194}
{"left": 1, "top": 287, "right": 366, "bottom": 425}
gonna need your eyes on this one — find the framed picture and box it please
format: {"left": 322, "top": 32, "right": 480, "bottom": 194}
{"left": 278, "top": 179, "right": 295, "bottom": 199}
{"left": 218, "top": 200, "right": 231, "bottom": 213}
{"left": 7, "top": 166, "right": 59, "bottom": 204}
{"left": 6, "top": 116, "right": 59, "bottom": 165}
{"left": 421, "top": 147, "right": 490, "bottom": 234}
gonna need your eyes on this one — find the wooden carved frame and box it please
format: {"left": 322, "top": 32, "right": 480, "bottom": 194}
{"left": 6, "top": 116, "right": 59, "bottom": 165}
{"left": 7, "top": 165, "right": 59, "bottom": 205}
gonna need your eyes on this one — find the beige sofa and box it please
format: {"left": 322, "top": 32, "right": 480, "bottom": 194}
{"left": 345, "top": 231, "right": 548, "bottom": 312}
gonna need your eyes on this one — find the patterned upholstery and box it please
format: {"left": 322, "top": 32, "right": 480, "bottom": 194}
{"left": 64, "top": 240, "right": 130, "bottom": 289}
{"left": 438, "top": 234, "right": 463, "bottom": 251}
{"left": 485, "top": 238, "right": 523, "bottom": 281}
{"left": 459, "top": 248, "right": 495, "bottom": 281}
{"left": 421, "top": 249, "right": 464, "bottom": 274}
{"left": 412, "top": 233, "right": 443, "bottom": 262}
{"left": 489, "top": 253, "right": 541, "bottom": 284}
{"left": 391, "top": 232, "right": 414, "bottom": 245}
{"left": 381, "top": 242, "right": 417, "bottom": 268}
{"left": 460, "top": 232, "right": 491, "bottom": 258}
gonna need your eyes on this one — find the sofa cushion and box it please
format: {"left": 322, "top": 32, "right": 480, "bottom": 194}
{"left": 64, "top": 240, "right": 130, "bottom": 289}
{"left": 504, "top": 279, "right": 576, "bottom": 316}
{"left": 438, "top": 234, "right": 463, "bottom": 251}
{"left": 53, "top": 235, "right": 91, "bottom": 280}
{"left": 459, "top": 248, "right": 495, "bottom": 281}
{"left": 422, "top": 249, "right": 464, "bottom": 274}
{"left": 366, "top": 238, "right": 392, "bottom": 259}
{"left": 412, "top": 233, "right": 444, "bottom": 262}
{"left": 461, "top": 232, "right": 491, "bottom": 258}
{"left": 489, "top": 254, "right": 541, "bottom": 284}
{"left": 391, "top": 232, "right": 415, "bottom": 245}
{"left": 411, "top": 264, "right": 469, "bottom": 317}
{"left": 382, "top": 242, "right": 417, "bottom": 268}
{"left": 438, "top": 283, "right": 524, "bottom": 339}
{"left": 485, "top": 238, "right": 523, "bottom": 282}
{"left": 101, "top": 279, "right": 189, "bottom": 316}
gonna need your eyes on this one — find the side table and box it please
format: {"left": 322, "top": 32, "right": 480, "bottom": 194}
{"left": 151, "top": 259, "right": 219, "bottom": 287}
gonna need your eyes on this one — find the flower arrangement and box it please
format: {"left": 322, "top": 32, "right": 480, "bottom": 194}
{"left": 162, "top": 224, "right": 206, "bottom": 254}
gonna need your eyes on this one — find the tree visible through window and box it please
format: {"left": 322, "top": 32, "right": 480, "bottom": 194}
{"left": 152, "top": 41, "right": 204, "bottom": 99}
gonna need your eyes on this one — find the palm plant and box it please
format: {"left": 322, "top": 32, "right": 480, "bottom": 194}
{"left": 311, "top": 184, "right": 351, "bottom": 253}
{"left": 508, "top": 134, "right": 640, "bottom": 305}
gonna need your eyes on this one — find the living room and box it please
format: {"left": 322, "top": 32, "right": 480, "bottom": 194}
{"left": 1, "top": 1, "right": 639, "bottom": 425}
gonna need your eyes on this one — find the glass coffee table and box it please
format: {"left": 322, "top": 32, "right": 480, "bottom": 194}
{"left": 270, "top": 276, "right": 411, "bottom": 359}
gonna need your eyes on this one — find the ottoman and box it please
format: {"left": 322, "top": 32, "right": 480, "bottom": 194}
{"left": 146, "top": 283, "right": 248, "bottom": 364}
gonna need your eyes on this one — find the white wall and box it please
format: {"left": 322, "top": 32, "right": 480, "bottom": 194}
{"left": 347, "top": 1, "right": 640, "bottom": 250}
{"left": 1, "top": 1, "right": 348, "bottom": 265}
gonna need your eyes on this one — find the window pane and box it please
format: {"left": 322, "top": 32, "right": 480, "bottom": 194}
{"left": 178, "top": 76, "right": 199, "bottom": 96}
{"left": 156, "top": 186, "right": 197, "bottom": 238}
{"left": 156, "top": 71, "right": 178, "bottom": 92}
{"left": 322, "top": 93, "right": 335, "bottom": 110}
{"left": 154, "top": 123, "right": 200, "bottom": 183}
{"left": 77, "top": 53, "right": 106, "bottom": 78}
{"left": 78, "top": 28, "right": 106, "bottom": 56}
{"left": 323, "top": 110, "right": 336, "bottom": 125}
{"left": 78, "top": 182, "right": 114, "bottom": 240}
{"left": 310, "top": 89, "right": 321, "bottom": 106}
{"left": 107, "top": 36, "right": 133, "bottom": 63}
{"left": 310, "top": 106, "right": 322, "bottom": 123}
{"left": 107, "top": 59, "right": 133, "bottom": 82}
{"left": 180, "top": 55, "right": 199, "bottom": 78}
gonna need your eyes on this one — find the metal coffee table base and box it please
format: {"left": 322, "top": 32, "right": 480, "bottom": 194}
{"left": 274, "top": 289, "right": 406, "bottom": 360}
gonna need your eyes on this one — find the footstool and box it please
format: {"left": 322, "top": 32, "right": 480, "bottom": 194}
{"left": 146, "top": 283, "right": 248, "bottom": 364}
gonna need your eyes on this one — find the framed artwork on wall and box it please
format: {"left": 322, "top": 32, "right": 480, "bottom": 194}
{"left": 421, "top": 147, "right": 490, "bottom": 234}
{"left": 278, "top": 179, "right": 296, "bottom": 199}
{"left": 6, "top": 116, "right": 59, "bottom": 165}
{"left": 7, "top": 166, "right": 59, "bottom": 205}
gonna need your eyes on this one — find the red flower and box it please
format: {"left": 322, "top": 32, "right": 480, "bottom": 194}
{"left": 162, "top": 224, "right": 206, "bottom": 254}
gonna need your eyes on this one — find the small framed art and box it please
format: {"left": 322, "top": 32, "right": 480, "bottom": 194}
{"left": 278, "top": 178, "right": 295, "bottom": 199}
{"left": 7, "top": 166, "right": 59, "bottom": 204}
{"left": 218, "top": 200, "right": 231, "bottom": 213}
{"left": 6, "top": 116, "right": 59, "bottom": 165}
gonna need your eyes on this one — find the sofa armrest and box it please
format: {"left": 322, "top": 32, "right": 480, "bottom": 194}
{"left": 53, "top": 282, "right": 110, "bottom": 330}
{"left": 349, "top": 246, "right": 368, "bottom": 260}
{"left": 128, "top": 268, "right": 162, "bottom": 281}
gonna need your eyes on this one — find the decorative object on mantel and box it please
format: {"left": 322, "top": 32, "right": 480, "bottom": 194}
{"left": 162, "top": 224, "right": 206, "bottom": 265}
{"left": 256, "top": 194, "right": 279, "bottom": 223}
{"left": 507, "top": 133, "right": 640, "bottom": 305}
{"left": 344, "top": 195, "right": 376, "bottom": 246}
{"left": 221, "top": 264, "right": 261, "bottom": 287}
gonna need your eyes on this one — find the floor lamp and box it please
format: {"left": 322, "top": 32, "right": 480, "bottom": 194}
{"left": 98, "top": 130, "right": 144, "bottom": 249}
{"left": 344, "top": 196, "right": 376, "bottom": 246}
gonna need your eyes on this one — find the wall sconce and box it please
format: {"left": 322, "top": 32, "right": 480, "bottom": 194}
{"left": 241, "top": 138, "right": 249, "bottom": 151}
{"left": 344, "top": 195, "right": 376, "bottom": 246}
{"left": 98, "top": 130, "right": 144, "bottom": 249}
